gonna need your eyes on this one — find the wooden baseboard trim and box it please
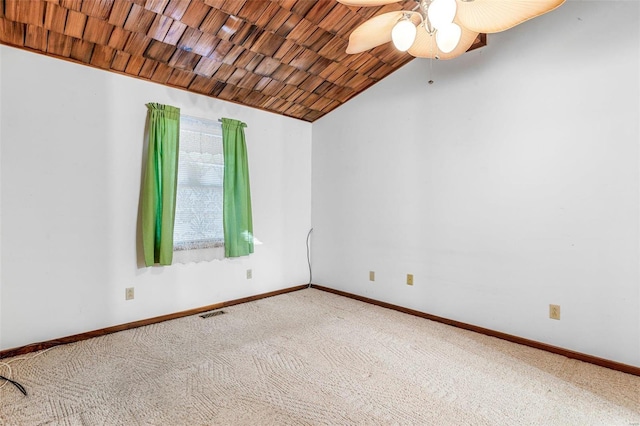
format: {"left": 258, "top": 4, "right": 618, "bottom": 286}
{"left": 0, "top": 284, "right": 308, "bottom": 360}
{"left": 6, "top": 283, "right": 638, "bottom": 377}
{"left": 311, "top": 284, "right": 640, "bottom": 377}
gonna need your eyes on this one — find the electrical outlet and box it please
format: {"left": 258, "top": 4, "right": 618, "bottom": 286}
{"left": 406, "top": 274, "right": 413, "bottom": 286}
{"left": 369, "top": 271, "right": 375, "bottom": 281}
{"left": 549, "top": 304, "right": 561, "bottom": 320}
{"left": 246, "top": 269, "right": 252, "bottom": 279}
{"left": 125, "top": 287, "right": 134, "bottom": 301}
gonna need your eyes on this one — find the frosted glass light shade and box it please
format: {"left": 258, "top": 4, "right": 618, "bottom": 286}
{"left": 391, "top": 19, "right": 417, "bottom": 52}
{"left": 408, "top": 22, "right": 479, "bottom": 60}
{"left": 428, "top": 0, "right": 457, "bottom": 29}
{"left": 435, "top": 22, "right": 461, "bottom": 53}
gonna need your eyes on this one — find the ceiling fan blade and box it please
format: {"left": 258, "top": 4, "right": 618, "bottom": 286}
{"left": 346, "top": 11, "right": 405, "bottom": 54}
{"left": 456, "top": 0, "right": 566, "bottom": 33}
{"left": 337, "top": 0, "right": 402, "bottom": 7}
{"left": 407, "top": 22, "right": 479, "bottom": 60}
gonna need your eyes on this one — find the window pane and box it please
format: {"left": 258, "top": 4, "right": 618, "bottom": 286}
{"left": 174, "top": 115, "right": 223, "bottom": 251}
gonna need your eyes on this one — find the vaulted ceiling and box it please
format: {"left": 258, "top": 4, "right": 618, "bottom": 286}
{"left": 0, "top": 0, "right": 485, "bottom": 122}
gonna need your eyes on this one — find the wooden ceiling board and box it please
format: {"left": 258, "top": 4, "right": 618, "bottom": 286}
{"left": 5, "top": 0, "right": 45, "bottom": 26}
{"left": 202, "top": 36, "right": 227, "bottom": 60}
{"left": 177, "top": 26, "right": 202, "bottom": 50}
{"left": 80, "top": 0, "right": 115, "bottom": 20}
{"left": 123, "top": 31, "right": 151, "bottom": 56}
{"left": 61, "top": 0, "right": 84, "bottom": 12}
{"left": 163, "top": 0, "right": 189, "bottom": 21}
{"left": 147, "top": 13, "right": 172, "bottom": 39}
{"left": 150, "top": 61, "right": 173, "bottom": 83}
{"left": 237, "top": 1, "right": 269, "bottom": 23}
{"left": 212, "top": 61, "right": 234, "bottom": 80}
{"left": 167, "top": 67, "right": 195, "bottom": 87}
{"left": 169, "top": 47, "right": 200, "bottom": 70}
{"left": 220, "top": 44, "right": 243, "bottom": 64}
{"left": 0, "top": 0, "right": 485, "bottom": 122}
{"left": 193, "top": 54, "right": 220, "bottom": 76}
{"left": 144, "top": 39, "right": 175, "bottom": 62}
{"left": 107, "top": 0, "right": 131, "bottom": 26}
{"left": 44, "top": 3, "right": 68, "bottom": 33}
{"left": 180, "top": 0, "right": 210, "bottom": 28}
{"left": 276, "top": 41, "right": 303, "bottom": 63}
{"left": 90, "top": 43, "right": 114, "bottom": 68}
{"left": 46, "top": 30, "right": 72, "bottom": 56}
{"left": 218, "top": 15, "right": 244, "bottom": 41}
{"left": 162, "top": 19, "right": 186, "bottom": 44}
{"left": 218, "top": 0, "right": 244, "bottom": 17}
{"left": 232, "top": 47, "right": 261, "bottom": 70}
{"left": 66, "top": 0, "right": 96, "bottom": 14}
{"left": 107, "top": 25, "right": 129, "bottom": 49}
{"left": 138, "top": 56, "right": 158, "bottom": 78}
{"left": 123, "top": 3, "right": 155, "bottom": 33}
{"left": 25, "top": 23, "right": 48, "bottom": 51}
{"left": 270, "top": 63, "right": 296, "bottom": 81}
{"left": 188, "top": 73, "right": 218, "bottom": 94}
{"left": 84, "top": 16, "right": 114, "bottom": 44}
{"left": 236, "top": 72, "right": 261, "bottom": 90}
{"left": 253, "top": 3, "right": 282, "bottom": 28}
{"left": 145, "top": 0, "right": 169, "bottom": 14}
{"left": 199, "top": 8, "right": 227, "bottom": 34}
{"left": 69, "top": 37, "right": 93, "bottom": 62}
{"left": 191, "top": 31, "right": 218, "bottom": 55}
{"left": 306, "top": 55, "right": 333, "bottom": 75}
{"left": 63, "top": 8, "right": 86, "bottom": 38}
{"left": 111, "top": 49, "right": 131, "bottom": 71}
{"left": 253, "top": 56, "right": 280, "bottom": 76}
{"left": 266, "top": 10, "right": 298, "bottom": 37}
{"left": 124, "top": 53, "right": 145, "bottom": 74}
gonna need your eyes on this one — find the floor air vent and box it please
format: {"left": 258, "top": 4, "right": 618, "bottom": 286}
{"left": 200, "top": 310, "right": 225, "bottom": 319}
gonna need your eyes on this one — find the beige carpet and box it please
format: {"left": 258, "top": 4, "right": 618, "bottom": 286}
{"left": 1, "top": 288, "right": 639, "bottom": 425}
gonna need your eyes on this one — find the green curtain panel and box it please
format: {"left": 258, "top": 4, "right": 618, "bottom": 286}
{"left": 221, "top": 118, "right": 254, "bottom": 258}
{"left": 141, "top": 103, "right": 180, "bottom": 266}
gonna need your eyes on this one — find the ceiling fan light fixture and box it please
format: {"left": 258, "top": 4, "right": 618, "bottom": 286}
{"left": 339, "top": 0, "right": 566, "bottom": 60}
{"left": 435, "top": 22, "right": 462, "bottom": 53}
{"left": 427, "top": 0, "right": 457, "bottom": 29}
{"left": 391, "top": 15, "right": 418, "bottom": 52}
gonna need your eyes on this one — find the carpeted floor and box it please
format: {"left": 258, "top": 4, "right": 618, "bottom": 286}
{"left": 1, "top": 288, "right": 639, "bottom": 425}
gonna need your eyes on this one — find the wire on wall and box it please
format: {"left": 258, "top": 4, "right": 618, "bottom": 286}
{"left": 306, "top": 228, "right": 313, "bottom": 287}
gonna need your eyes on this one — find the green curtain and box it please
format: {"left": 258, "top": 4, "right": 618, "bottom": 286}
{"left": 141, "top": 103, "right": 180, "bottom": 266}
{"left": 221, "top": 118, "right": 254, "bottom": 258}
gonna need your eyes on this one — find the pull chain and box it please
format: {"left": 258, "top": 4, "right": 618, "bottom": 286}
{"left": 428, "top": 33, "right": 435, "bottom": 84}
{"left": 428, "top": 57, "right": 434, "bottom": 84}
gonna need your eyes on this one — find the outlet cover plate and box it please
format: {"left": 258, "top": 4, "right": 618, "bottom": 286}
{"left": 549, "top": 304, "right": 561, "bottom": 320}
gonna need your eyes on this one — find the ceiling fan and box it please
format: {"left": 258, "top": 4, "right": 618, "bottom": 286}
{"left": 338, "top": 0, "right": 566, "bottom": 60}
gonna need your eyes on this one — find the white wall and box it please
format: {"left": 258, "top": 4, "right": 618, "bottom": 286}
{"left": 312, "top": 1, "right": 640, "bottom": 367}
{"left": 0, "top": 46, "right": 312, "bottom": 350}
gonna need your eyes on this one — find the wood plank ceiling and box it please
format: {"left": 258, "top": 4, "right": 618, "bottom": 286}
{"left": 0, "top": 0, "right": 485, "bottom": 122}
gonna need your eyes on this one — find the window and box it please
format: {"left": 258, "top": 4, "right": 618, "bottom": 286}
{"left": 173, "top": 115, "right": 224, "bottom": 256}
{"left": 142, "top": 104, "right": 252, "bottom": 266}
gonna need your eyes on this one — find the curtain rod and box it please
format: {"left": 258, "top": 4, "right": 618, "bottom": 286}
{"left": 217, "top": 118, "right": 247, "bottom": 128}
